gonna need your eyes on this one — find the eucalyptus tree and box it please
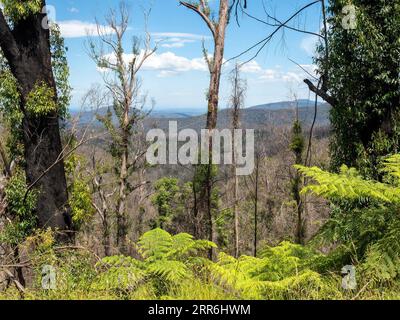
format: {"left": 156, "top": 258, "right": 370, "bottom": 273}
{"left": 0, "top": 1, "right": 73, "bottom": 238}
{"left": 88, "top": 2, "right": 155, "bottom": 255}
{"left": 179, "top": 0, "right": 230, "bottom": 257}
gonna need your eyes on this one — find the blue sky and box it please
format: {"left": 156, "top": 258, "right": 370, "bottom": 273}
{"left": 47, "top": 0, "right": 323, "bottom": 110}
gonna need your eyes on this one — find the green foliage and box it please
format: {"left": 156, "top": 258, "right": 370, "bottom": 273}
{"left": 290, "top": 120, "right": 305, "bottom": 157}
{"left": 94, "top": 255, "right": 145, "bottom": 297}
{"left": 1, "top": 0, "right": 42, "bottom": 21}
{"left": 95, "top": 229, "right": 216, "bottom": 298}
{"left": 68, "top": 179, "right": 95, "bottom": 227}
{"left": 209, "top": 242, "right": 340, "bottom": 300}
{"left": 0, "top": 64, "right": 24, "bottom": 159}
{"left": 25, "top": 81, "right": 57, "bottom": 116}
{"left": 215, "top": 208, "right": 233, "bottom": 248}
{"left": 297, "top": 154, "right": 400, "bottom": 284}
{"left": 137, "top": 228, "right": 216, "bottom": 262}
{"left": 0, "top": 23, "right": 71, "bottom": 158}
{"left": 151, "top": 178, "right": 182, "bottom": 229}
{"left": 320, "top": 1, "right": 400, "bottom": 178}
{"left": 290, "top": 119, "right": 305, "bottom": 243}
{"left": 65, "top": 154, "right": 95, "bottom": 228}
{"left": 50, "top": 25, "right": 72, "bottom": 120}
{"left": 3, "top": 227, "right": 400, "bottom": 300}
{"left": 192, "top": 163, "right": 221, "bottom": 241}
{"left": 0, "top": 170, "right": 37, "bottom": 245}
{"left": 295, "top": 162, "right": 400, "bottom": 204}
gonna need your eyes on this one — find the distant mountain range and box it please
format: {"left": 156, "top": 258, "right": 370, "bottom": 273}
{"left": 249, "top": 99, "right": 318, "bottom": 111}
{"left": 71, "top": 99, "right": 330, "bottom": 131}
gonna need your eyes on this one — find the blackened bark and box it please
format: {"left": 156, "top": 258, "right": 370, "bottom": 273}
{"left": 0, "top": 5, "right": 72, "bottom": 237}
{"left": 103, "top": 215, "right": 111, "bottom": 257}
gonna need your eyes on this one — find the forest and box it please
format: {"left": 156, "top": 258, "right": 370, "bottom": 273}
{"left": 0, "top": 0, "right": 399, "bottom": 301}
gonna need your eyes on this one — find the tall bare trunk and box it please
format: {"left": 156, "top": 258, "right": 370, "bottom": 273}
{"left": 102, "top": 212, "right": 111, "bottom": 257}
{"left": 117, "top": 117, "right": 130, "bottom": 255}
{"left": 231, "top": 65, "right": 242, "bottom": 258}
{"left": 180, "top": 0, "right": 229, "bottom": 259}
{"left": 207, "top": 0, "right": 229, "bottom": 260}
{"left": 233, "top": 165, "right": 239, "bottom": 258}
{"left": 253, "top": 158, "right": 259, "bottom": 257}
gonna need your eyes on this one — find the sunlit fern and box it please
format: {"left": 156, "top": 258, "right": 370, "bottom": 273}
{"left": 296, "top": 154, "right": 400, "bottom": 283}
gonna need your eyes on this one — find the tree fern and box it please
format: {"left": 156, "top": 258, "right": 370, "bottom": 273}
{"left": 94, "top": 255, "right": 145, "bottom": 293}
{"left": 96, "top": 229, "right": 216, "bottom": 297}
{"left": 295, "top": 164, "right": 400, "bottom": 203}
{"left": 296, "top": 154, "right": 400, "bottom": 283}
{"left": 138, "top": 228, "right": 216, "bottom": 261}
{"left": 209, "top": 242, "right": 339, "bottom": 300}
{"left": 381, "top": 154, "right": 400, "bottom": 184}
{"left": 137, "top": 228, "right": 173, "bottom": 261}
{"left": 147, "top": 260, "right": 189, "bottom": 282}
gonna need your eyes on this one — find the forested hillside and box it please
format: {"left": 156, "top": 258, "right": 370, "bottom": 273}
{"left": 0, "top": 0, "right": 399, "bottom": 301}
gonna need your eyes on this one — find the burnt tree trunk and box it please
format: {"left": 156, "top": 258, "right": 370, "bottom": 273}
{"left": 0, "top": 6, "right": 72, "bottom": 237}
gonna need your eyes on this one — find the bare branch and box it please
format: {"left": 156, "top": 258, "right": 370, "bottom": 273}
{"left": 227, "top": 0, "right": 321, "bottom": 64}
{"left": 304, "top": 79, "right": 336, "bottom": 106}
{"left": 289, "top": 58, "right": 318, "bottom": 81}
{"left": 179, "top": 1, "right": 216, "bottom": 38}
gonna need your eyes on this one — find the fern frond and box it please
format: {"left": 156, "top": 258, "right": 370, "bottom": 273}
{"left": 382, "top": 154, "right": 400, "bottom": 181}
{"left": 295, "top": 165, "right": 400, "bottom": 203}
{"left": 138, "top": 228, "right": 173, "bottom": 261}
{"left": 94, "top": 255, "right": 145, "bottom": 291}
{"left": 363, "top": 219, "right": 400, "bottom": 282}
{"left": 167, "top": 233, "right": 216, "bottom": 259}
{"left": 147, "top": 260, "right": 190, "bottom": 282}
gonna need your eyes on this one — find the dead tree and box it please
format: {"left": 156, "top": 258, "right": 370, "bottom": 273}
{"left": 88, "top": 2, "right": 155, "bottom": 255}
{"left": 244, "top": 147, "right": 262, "bottom": 257}
{"left": 229, "top": 64, "right": 246, "bottom": 258}
{"left": 180, "top": 0, "right": 230, "bottom": 258}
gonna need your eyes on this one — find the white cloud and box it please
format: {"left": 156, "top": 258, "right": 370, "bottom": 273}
{"left": 58, "top": 20, "right": 114, "bottom": 38}
{"left": 299, "top": 64, "right": 318, "bottom": 77}
{"left": 282, "top": 72, "right": 303, "bottom": 82}
{"left": 144, "top": 52, "right": 207, "bottom": 73}
{"left": 98, "top": 49, "right": 317, "bottom": 82}
{"left": 240, "top": 60, "right": 317, "bottom": 84}
{"left": 239, "top": 61, "right": 263, "bottom": 74}
{"left": 99, "top": 51, "right": 208, "bottom": 77}
{"left": 161, "top": 40, "right": 195, "bottom": 48}
{"left": 68, "top": 7, "right": 79, "bottom": 14}
{"left": 259, "top": 69, "right": 278, "bottom": 80}
{"left": 152, "top": 32, "right": 210, "bottom": 40}
{"left": 301, "top": 35, "right": 319, "bottom": 56}
{"left": 152, "top": 32, "right": 210, "bottom": 49}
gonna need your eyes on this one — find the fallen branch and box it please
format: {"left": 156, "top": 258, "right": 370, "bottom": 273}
{"left": 3, "top": 268, "right": 25, "bottom": 293}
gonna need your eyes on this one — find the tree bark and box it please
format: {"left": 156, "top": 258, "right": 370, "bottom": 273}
{"left": 303, "top": 79, "right": 336, "bottom": 107}
{"left": 116, "top": 140, "right": 129, "bottom": 255}
{"left": 116, "top": 85, "right": 131, "bottom": 255}
{"left": 0, "top": 6, "right": 72, "bottom": 237}
{"left": 253, "top": 157, "right": 259, "bottom": 257}
{"left": 206, "top": 1, "right": 229, "bottom": 259}
{"left": 181, "top": 0, "right": 229, "bottom": 259}
{"left": 233, "top": 160, "right": 239, "bottom": 258}
{"left": 231, "top": 65, "right": 242, "bottom": 258}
